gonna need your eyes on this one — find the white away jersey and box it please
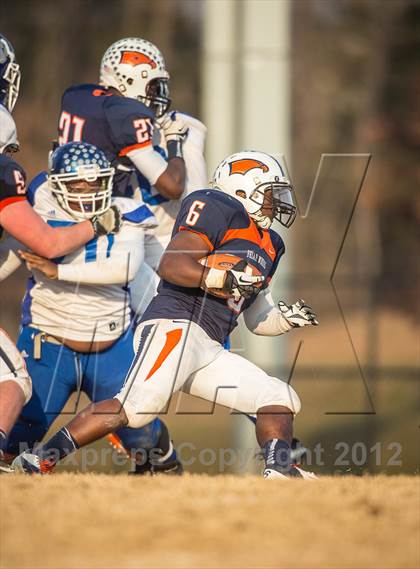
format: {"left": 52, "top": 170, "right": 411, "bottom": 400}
{"left": 21, "top": 173, "right": 154, "bottom": 341}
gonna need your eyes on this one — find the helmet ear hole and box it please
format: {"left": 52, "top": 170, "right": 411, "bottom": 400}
{"left": 127, "top": 78, "right": 133, "bottom": 85}
{"left": 236, "top": 190, "right": 246, "bottom": 198}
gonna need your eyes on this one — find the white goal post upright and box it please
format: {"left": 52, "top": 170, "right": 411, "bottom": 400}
{"left": 203, "top": 0, "right": 293, "bottom": 472}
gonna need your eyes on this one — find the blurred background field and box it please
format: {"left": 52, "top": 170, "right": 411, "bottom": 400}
{"left": 1, "top": 0, "right": 419, "bottom": 475}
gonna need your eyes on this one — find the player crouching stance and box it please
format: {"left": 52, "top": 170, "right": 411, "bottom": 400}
{"left": 14, "top": 151, "right": 318, "bottom": 479}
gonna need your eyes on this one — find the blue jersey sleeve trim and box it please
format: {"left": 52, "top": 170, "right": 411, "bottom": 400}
{"left": 142, "top": 193, "right": 169, "bottom": 206}
{"left": 21, "top": 276, "right": 36, "bottom": 326}
{"left": 27, "top": 171, "right": 48, "bottom": 206}
{"left": 122, "top": 204, "right": 156, "bottom": 224}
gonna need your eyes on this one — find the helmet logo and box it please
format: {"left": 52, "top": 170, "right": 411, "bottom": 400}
{"left": 120, "top": 51, "right": 157, "bottom": 69}
{"left": 229, "top": 159, "right": 269, "bottom": 175}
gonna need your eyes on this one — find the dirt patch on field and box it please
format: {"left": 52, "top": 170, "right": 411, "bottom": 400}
{"left": 1, "top": 474, "right": 418, "bottom": 569}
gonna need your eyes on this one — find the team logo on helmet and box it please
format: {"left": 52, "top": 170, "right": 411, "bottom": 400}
{"left": 119, "top": 51, "right": 157, "bottom": 69}
{"left": 228, "top": 159, "right": 269, "bottom": 176}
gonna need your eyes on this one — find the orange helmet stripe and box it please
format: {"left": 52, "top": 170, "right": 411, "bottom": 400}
{"left": 120, "top": 51, "right": 157, "bottom": 69}
{"left": 228, "top": 159, "right": 269, "bottom": 176}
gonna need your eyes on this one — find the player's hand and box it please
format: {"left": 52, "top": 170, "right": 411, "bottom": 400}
{"left": 278, "top": 299, "right": 319, "bottom": 327}
{"left": 18, "top": 250, "right": 58, "bottom": 279}
{"left": 157, "top": 111, "right": 189, "bottom": 143}
{"left": 224, "top": 260, "right": 265, "bottom": 300}
{"left": 90, "top": 205, "right": 122, "bottom": 237}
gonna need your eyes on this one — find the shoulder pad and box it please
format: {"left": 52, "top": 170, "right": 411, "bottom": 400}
{"left": 103, "top": 95, "right": 154, "bottom": 120}
{"left": 113, "top": 197, "right": 157, "bottom": 228}
{"left": 268, "top": 229, "right": 285, "bottom": 256}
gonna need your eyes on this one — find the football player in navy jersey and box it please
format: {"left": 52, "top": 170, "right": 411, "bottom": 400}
{"left": 57, "top": 37, "right": 187, "bottom": 200}
{"left": 14, "top": 151, "right": 319, "bottom": 479}
{"left": 0, "top": 106, "right": 121, "bottom": 472}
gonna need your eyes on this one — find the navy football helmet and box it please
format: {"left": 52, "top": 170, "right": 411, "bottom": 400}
{"left": 0, "top": 35, "right": 20, "bottom": 112}
{"left": 49, "top": 142, "right": 114, "bottom": 220}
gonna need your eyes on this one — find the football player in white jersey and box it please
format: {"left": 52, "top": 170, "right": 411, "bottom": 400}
{"left": 0, "top": 106, "right": 121, "bottom": 473}
{"left": 1, "top": 142, "right": 182, "bottom": 474}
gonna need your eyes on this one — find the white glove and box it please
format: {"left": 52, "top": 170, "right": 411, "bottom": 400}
{"left": 224, "top": 267, "right": 265, "bottom": 300}
{"left": 157, "top": 111, "right": 189, "bottom": 142}
{"left": 278, "top": 299, "right": 319, "bottom": 328}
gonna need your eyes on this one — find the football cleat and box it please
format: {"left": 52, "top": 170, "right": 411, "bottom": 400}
{"left": 150, "top": 451, "right": 184, "bottom": 476}
{"left": 263, "top": 466, "right": 317, "bottom": 480}
{"left": 11, "top": 451, "right": 54, "bottom": 474}
{"left": 0, "top": 450, "right": 14, "bottom": 474}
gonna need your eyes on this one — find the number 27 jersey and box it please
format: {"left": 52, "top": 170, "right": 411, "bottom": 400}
{"left": 57, "top": 84, "right": 155, "bottom": 195}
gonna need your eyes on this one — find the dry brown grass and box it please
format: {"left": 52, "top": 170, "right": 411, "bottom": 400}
{"left": 1, "top": 474, "right": 418, "bottom": 569}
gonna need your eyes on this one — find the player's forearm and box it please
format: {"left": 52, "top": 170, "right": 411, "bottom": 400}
{"left": 158, "top": 251, "right": 208, "bottom": 288}
{"left": 42, "top": 223, "right": 95, "bottom": 258}
{"left": 243, "top": 288, "right": 292, "bottom": 336}
{"left": 154, "top": 158, "right": 186, "bottom": 200}
{"left": 0, "top": 201, "right": 94, "bottom": 259}
{"left": 58, "top": 251, "right": 141, "bottom": 285}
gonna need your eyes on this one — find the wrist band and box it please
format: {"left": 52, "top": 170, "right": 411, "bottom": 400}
{"left": 167, "top": 139, "right": 184, "bottom": 159}
{"left": 204, "top": 268, "right": 226, "bottom": 289}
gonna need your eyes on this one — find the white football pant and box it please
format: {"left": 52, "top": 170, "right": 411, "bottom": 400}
{"left": 115, "top": 319, "right": 301, "bottom": 428}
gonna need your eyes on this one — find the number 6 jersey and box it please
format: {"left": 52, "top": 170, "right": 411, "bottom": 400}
{"left": 142, "top": 189, "right": 285, "bottom": 344}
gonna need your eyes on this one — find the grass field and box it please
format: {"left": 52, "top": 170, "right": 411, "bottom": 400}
{"left": 1, "top": 474, "right": 418, "bottom": 569}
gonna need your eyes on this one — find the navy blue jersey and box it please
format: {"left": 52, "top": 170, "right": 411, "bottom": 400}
{"left": 142, "top": 190, "right": 285, "bottom": 344}
{"left": 58, "top": 84, "right": 154, "bottom": 196}
{"left": 0, "top": 154, "right": 27, "bottom": 237}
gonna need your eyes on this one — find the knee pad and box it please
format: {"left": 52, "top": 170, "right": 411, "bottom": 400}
{"left": 256, "top": 379, "right": 301, "bottom": 416}
{"left": 0, "top": 373, "right": 32, "bottom": 404}
{"left": 0, "top": 329, "right": 32, "bottom": 404}
{"left": 116, "top": 397, "right": 160, "bottom": 429}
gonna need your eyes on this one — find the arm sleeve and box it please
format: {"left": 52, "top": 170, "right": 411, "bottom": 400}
{"left": 57, "top": 225, "right": 144, "bottom": 285}
{"left": 126, "top": 145, "right": 167, "bottom": 186}
{"left": 0, "top": 236, "right": 23, "bottom": 281}
{"left": 129, "top": 261, "right": 159, "bottom": 318}
{"left": 243, "top": 287, "right": 292, "bottom": 336}
{"left": 177, "top": 113, "right": 208, "bottom": 194}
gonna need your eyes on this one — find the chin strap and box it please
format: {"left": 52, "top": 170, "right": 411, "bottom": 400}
{"left": 249, "top": 210, "right": 272, "bottom": 229}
